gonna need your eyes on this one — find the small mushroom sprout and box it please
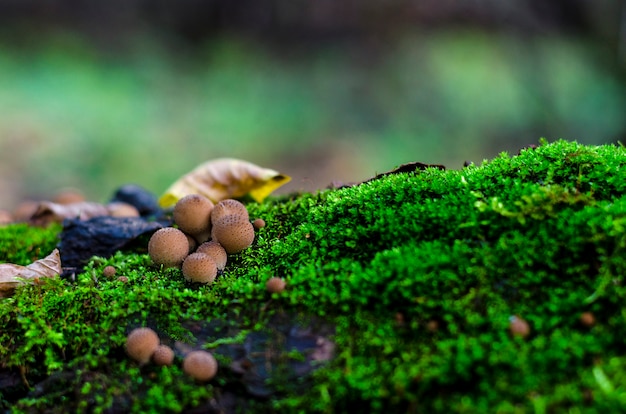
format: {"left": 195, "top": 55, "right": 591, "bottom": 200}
{"left": 126, "top": 327, "right": 160, "bottom": 365}
{"left": 183, "top": 350, "right": 218, "bottom": 382}
{"left": 266, "top": 277, "right": 286, "bottom": 294}
{"left": 509, "top": 315, "right": 530, "bottom": 338}
{"left": 252, "top": 218, "right": 266, "bottom": 230}
{"left": 152, "top": 344, "right": 175, "bottom": 366}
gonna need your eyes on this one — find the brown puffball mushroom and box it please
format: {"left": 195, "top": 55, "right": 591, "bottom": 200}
{"left": 253, "top": 218, "right": 266, "bottom": 230}
{"left": 509, "top": 315, "right": 530, "bottom": 338}
{"left": 102, "top": 265, "right": 116, "bottom": 278}
{"left": 152, "top": 344, "right": 175, "bottom": 366}
{"left": 580, "top": 312, "right": 596, "bottom": 327}
{"left": 126, "top": 327, "right": 160, "bottom": 365}
{"left": 211, "top": 199, "right": 249, "bottom": 223}
{"left": 148, "top": 227, "right": 189, "bottom": 268}
{"left": 173, "top": 194, "right": 214, "bottom": 237}
{"left": 183, "top": 350, "right": 218, "bottom": 382}
{"left": 426, "top": 320, "right": 439, "bottom": 332}
{"left": 182, "top": 253, "right": 218, "bottom": 284}
{"left": 107, "top": 202, "right": 140, "bottom": 217}
{"left": 266, "top": 277, "right": 286, "bottom": 294}
{"left": 211, "top": 214, "right": 255, "bottom": 254}
{"left": 196, "top": 241, "right": 228, "bottom": 271}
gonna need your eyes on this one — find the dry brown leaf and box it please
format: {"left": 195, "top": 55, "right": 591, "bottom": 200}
{"left": 159, "top": 158, "right": 291, "bottom": 207}
{"left": 29, "top": 201, "right": 110, "bottom": 226}
{"left": 0, "top": 249, "right": 62, "bottom": 297}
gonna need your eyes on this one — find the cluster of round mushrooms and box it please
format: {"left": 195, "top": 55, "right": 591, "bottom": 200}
{"left": 147, "top": 195, "right": 260, "bottom": 283}
{"left": 125, "top": 194, "right": 286, "bottom": 378}
{"left": 126, "top": 327, "right": 218, "bottom": 382}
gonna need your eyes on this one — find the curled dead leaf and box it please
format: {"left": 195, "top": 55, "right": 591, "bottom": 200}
{"left": 0, "top": 249, "right": 62, "bottom": 297}
{"left": 158, "top": 158, "right": 291, "bottom": 207}
{"left": 29, "top": 201, "right": 110, "bottom": 226}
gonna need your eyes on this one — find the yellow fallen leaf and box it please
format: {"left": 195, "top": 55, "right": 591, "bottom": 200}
{"left": 0, "top": 249, "right": 62, "bottom": 297}
{"left": 159, "top": 158, "right": 291, "bottom": 207}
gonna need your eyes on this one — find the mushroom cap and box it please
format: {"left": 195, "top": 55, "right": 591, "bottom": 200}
{"left": 126, "top": 327, "right": 160, "bottom": 365}
{"left": 173, "top": 194, "right": 214, "bottom": 236}
{"left": 102, "top": 265, "right": 116, "bottom": 278}
{"left": 211, "top": 199, "right": 249, "bottom": 223}
{"left": 509, "top": 315, "right": 530, "bottom": 338}
{"left": 107, "top": 202, "right": 140, "bottom": 217}
{"left": 266, "top": 277, "right": 286, "bottom": 294}
{"left": 148, "top": 227, "right": 190, "bottom": 268}
{"left": 211, "top": 214, "right": 255, "bottom": 254}
{"left": 183, "top": 350, "right": 218, "bottom": 382}
{"left": 252, "top": 218, "right": 266, "bottom": 230}
{"left": 196, "top": 241, "right": 228, "bottom": 271}
{"left": 182, "top": 252, "right": 218, "bottom": 284}
{"left": 580, "top": 312, "right": 596, "bottom": 327}
{"left": 152, "top": 344, "right": 175, "bottom": 366}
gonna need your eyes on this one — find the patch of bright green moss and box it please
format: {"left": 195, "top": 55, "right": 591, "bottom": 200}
{"left": 0, "top": 223, "right": 61, "bottom": 265}
{"left": 2, "top": 139, "right": 626, "bottom": 412}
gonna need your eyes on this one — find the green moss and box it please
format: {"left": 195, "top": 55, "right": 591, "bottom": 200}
{"left": 2, "top": 139, "right": 626, "bottom": 412}
{"left": 0, "top": 223, "right": 61, "bottom": 265}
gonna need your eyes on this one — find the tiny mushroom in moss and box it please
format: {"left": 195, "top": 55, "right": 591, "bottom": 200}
{"left": 266, "top": 277, "right": 286, "bottom": 294}
{"left": 173, "top": 194, "right": 214, "bottom": 241}
{"left": 182, "top": 252, "right": 218, "bottom": 284}
{"left": 126, "top": 327, "right": 160, "bottom": 365}
{"left": 183, "top": 350, "right": 218, "bottom": 382}
{"left": 152, "top": 344, "right": 175, "bottom": 366}
{"left": 426, "top": 320, "right": 439, "bottom": 332}
{"left": 580, "top": 312, "right": 596, "bottom": 327}
{"left": 509, "top": 315, "right": 530, "bottom": 338}
{"left": 117, "top": 276, "right": 129, "bottom": 283}
{"left": 102, "top": 265, "right": 116, "bottom": 278}
{"left": 211, "top": 199, "right": 249, "bottom": 223}
{"left": 253, "top": 218, "right": 266, "bottom": 230}
{"left": 196, "top": 241, "right": 227, "bottom": 271}
{"left": 211, "top": 214, "right": 255, "bottom": 254}
{"left": 148, "top": 227, "right": 190, "bottom": 268}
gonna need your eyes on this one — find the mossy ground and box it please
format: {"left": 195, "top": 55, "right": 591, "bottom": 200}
{"left": 1, "top": 139, "right": 626, "bottom": 413}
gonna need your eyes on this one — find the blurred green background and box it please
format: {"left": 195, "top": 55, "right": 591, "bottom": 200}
{"left": 0, "top": 1, "right": 625, "bottom": 210}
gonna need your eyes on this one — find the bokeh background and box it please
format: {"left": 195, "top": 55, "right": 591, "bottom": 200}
{"left": 1, "top": 1, "right": 625, "bottom": 210}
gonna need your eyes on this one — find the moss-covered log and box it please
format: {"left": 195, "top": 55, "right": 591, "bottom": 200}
{"left": 1, "top": 139, "right": 625, "bottom": 412}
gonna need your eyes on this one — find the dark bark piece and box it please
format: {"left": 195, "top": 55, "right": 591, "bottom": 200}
{"left": 57, "top": 216, "right": 170, "bottom": 274}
